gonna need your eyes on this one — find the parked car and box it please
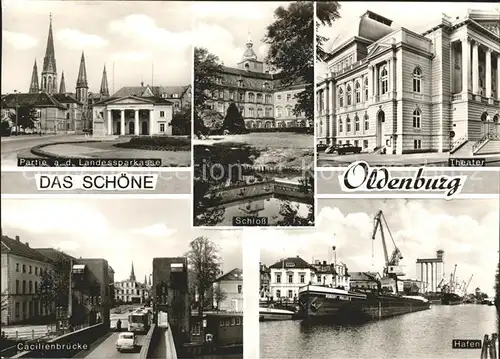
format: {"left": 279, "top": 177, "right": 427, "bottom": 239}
{"left": 316, "top": 143, "right": 329, "bottom": 152}
{"left": 335, "top": 144, "right": 362, "bottom": 155}
{"left": 116, "top": 332, "right": 138, "bottom": 352}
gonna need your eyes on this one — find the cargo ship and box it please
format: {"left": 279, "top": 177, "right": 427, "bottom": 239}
{"left": 441, "top": 292, "right": 463, "bottom": 305}
{"left": 298, "top": 210, "right": 431, "bottom": 324}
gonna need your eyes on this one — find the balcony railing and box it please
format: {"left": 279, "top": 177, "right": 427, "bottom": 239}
{"left": 450, "top": 136, "right": 467, "bottom": 153}
{"left": 472, "top": 132, "right": 500, "bottom": 153}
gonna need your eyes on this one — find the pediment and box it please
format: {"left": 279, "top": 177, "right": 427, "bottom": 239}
{"left": 367, "top": 43, "right": 392, "bottom": 59}
{"left": 142, "top": 87, "right": 154, "bottom": 97}
{"left": 106, "top": 96, "right": 154, "bottom": 105}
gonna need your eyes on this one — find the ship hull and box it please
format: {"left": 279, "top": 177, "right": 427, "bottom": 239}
{"left": 441, "top": 293, "right": 463, "bottom": 305}
{"left": 298, "top": 287, "right": 430, "bottom": 324}
{"left": 259, "top": 308, "right": 295, "bottom": 321}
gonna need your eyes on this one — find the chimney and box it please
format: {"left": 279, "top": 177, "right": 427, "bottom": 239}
{"left": 25, "top": 242, "right": 29, "bottom": 247}
{"left": 16, "top": 236, "right": 20, "bottom": 241}
{"left": 141, "top": 81, "right": 144, "bottom": 87}
{"left": 323, "top": 261, "right": 327, "bottom": 265}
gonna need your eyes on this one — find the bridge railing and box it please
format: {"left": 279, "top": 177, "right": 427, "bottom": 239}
{"left": 165, "top": 325, "right": 178, "bottom": 359}
{"left": 139, "top": 324, "right": 158, "bottom": 359}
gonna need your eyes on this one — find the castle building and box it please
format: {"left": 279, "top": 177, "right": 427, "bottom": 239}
{"left": 316, "top": 9, "right": 500, "bottom": 156}
{"left": 114, "top": 262, "right": 149, "bottom": 304}
{"left": 204, "top": 33, "right": 309, "bottom": 130}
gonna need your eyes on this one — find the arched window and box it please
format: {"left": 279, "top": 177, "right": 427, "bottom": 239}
{"left": 257, "top": 108, "right": 263, "bottom": 118}
{"left": 256, "top": 93, "right": 263, "bottom": 103}
{"left": 276, "top": 106, "right": 282, "bottom": 118}
{"left": 380, "top": 67, "right": 388, "bottom": 95}
{"left": 248, "top": 93, "right": 255, "bottom": 102}
{"left": 355, "top": 81, "right": 361, "bottom": 104}
{"left": 481, "top": 112, "right": 488, "bottom": 122}
{"left": 347, "top": 84, "right": 352, "bottom": 106}
{"left": 493, "top": 115, "right": 499, "bottom": 124}
{"left": 338, "top": 88, "right": 344, "bottom": 108}
{"left": 355, "top": 115, "right": 360, "bottom": 131}
{"left": 339, "top": 117, "right": 343, "bottom": 133}
{"left": 413, "top": 67, "right": 422, "bottom": 93}
{"left": 346, "top": 116, "right": 352, "bottom": 132}
{"left": 249, "top": 107, "right": 255, "bottom": 117}
{"left": 413, "top": 109, "right": 421, "bottom": 128}
{"left": 364, "top": 77, "right": 369, "bottom": 101}
{"left": 364, "top": 114, "right": 369, "bottom": 131}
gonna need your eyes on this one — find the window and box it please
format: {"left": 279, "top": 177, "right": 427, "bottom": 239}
{"left": 300, "top": 274, "right": 305, "bottom": 283}
{"left": 16, "top": 280, "right": 19, "bottom": 294}
{"left": 276, "top": 273, "right": 281, "bottom": 283}
{"left": 29, "top": 281, "right": 32, "bottom": 294}
{"left": 160, "top": 111, "right": 165, "bottom": 118}
{"left": 277, "top": 95, "right": 281, "bottom": 100}
{"left": 347, "top": 84, "right": 352, "bottom": 106}
{"left": 414, "top": 139, "right": 422, "bottom": 149}
{"left": 66, "top": 113, "right": 70, "bottom": 120}
{"left": 412, "top": 109, "right": 421, "bottom": 128}
{"left": 287, "top": 274, "right": 293, "bottom": 283}
{"left": 257, "top": 108, "right": 263, "bottom": 118}
{"left": 265, "top": 107, "right": 271, "bottom": 117}
{"left": 263, "top": 82, "right": 269, "bottom": 89}
{"left": 338, "top": 88, "right": 344, "bottom": 108}
{"left": 238, "top": 285, "right": 242, "bottom": 294}
{"left": 413, "top": 67, "right": 422, "bottom": 93}
{"left": 363, "top": 140, "right": 368, "bottom": 149}
{"left": 236, "top": 317, "right": 241, "bottom": 325}
{"left": 287, "top": 94, "right": 291, "bottom": 101}
{"left": 237, "top": 79, "right": 243, "bottom": 87}
{"left": 354, "top": 140, "right": 359, "bottom": 147}
{"left": 355, "top": 81, "right": 361, "bottom": 104}
{"left": 381, "top": 67, "right": 388, "bottom": 95}
{"left": 364, "top": 77, "right": 369, "bottom": 101}
{"left": 276, "top": 289, "right": 281, "bottom": 298}
{"left": 248, "top": 93, "right": 255, "bottom": 102}
{"left": 16, "top": 263, "right": 19, "bottom": 272}
{"left": 22, "top": 280, "right": 26, "bottom": 294}
{"left": 339, "top": 118, "right": 343, "bottom": 133}
{"left": 276, "top": 107, "right": 282, "bottom": 118}
{"left": 35, "top": 267, "right": 38, "bottom": 276}
{"left": 347, "top": 116, "right": 351, "bottom": 132}
{"left": 355, "top": 115, "right": 360, "bottom": 131}
{"left": 288, "top": 290, "right": 293, "bottom": 298}
{"left": 23, "top": 265, "right": 26, "bottom": 273}
{"left": 257, "top": 94, "right": 263, "bottom": 103}
{"left": 249, "top": 108, "right": 255, "bottom": 117}
{"left": 239, "top": 92, "right": 245, "bottom": 102}
{"left": 35, "top": 282, "right": 38, "bottom": 293}
{"left": 286, "top": 107, "right": 292, "bottom": 117}
{"left": 15, "top": 302, "right": 20, "bottom": 318}
{"left": 160, "top": 123, "right": 165, "bottom": 132}
{"left": 229, "top": 92, "right": 234, "bottom": 100}
{"left": 364, "top": 114, "right": 369, "bottom": 131}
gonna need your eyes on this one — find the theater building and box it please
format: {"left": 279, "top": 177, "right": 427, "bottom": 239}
{"left": 204, "top": 35, "right": 309, "bottom": 129}
{"left": 316, "top": 9, "right": 500, "bottom": 155}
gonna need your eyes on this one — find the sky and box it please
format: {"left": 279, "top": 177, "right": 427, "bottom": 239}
{"left": 1, "top": 199, "right": 242, "bottom": 282}
{"left": 1, "top": 0, "right": 193, "bottom": 94}
{"left": 193, "top": 1, "right": 288, "bottom": 68}
{"left": 317, "top": 1, "right": 500, "bottom": 78}
{"left": 259, "top": 198, "right": 499, "bottom": 297}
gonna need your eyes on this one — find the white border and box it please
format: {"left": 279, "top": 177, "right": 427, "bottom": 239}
{"left": 2, "top": 167, "right": 191, "bottom": 172}
{"left": 190, "top": 10, "right": 196, "bottom": 230}
{"left": 316, "top": 166, "right": 500, "bottom": 172}
{"left": 1, "top": 194, "right": 191, "bottom": 199}
{"left": 313, "top": 0, "right": 319, "bottom": 231}
{"left": 317, "top": 193, "right": 499, "bottom": 199}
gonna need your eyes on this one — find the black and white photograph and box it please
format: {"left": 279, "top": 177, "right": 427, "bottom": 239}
{"left": 316, "top": 2, "right": 500, "bottom": 167}
{"left": 192, "top": 1, "right": 315, "bottom": 227}
{"left": 1, "top": 199, "right": 243, "bottom": 359}
{"left": 259, "top": 198, "right": 499, "bottom": 359}
{"left": 1, "top": 1, "right": 192, "bottom": 168}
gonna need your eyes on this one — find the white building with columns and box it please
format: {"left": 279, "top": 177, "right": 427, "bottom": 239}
{"left": 317, "top": 9, "right": 500, "bottom": 156}
{"left": 92, "top": 96, "right": 174, "bottom": 136}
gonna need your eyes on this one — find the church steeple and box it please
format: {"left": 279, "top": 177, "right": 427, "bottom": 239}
{"left": 76, "top": 51, "right": 88, "bottom": 104}
{"left": 100, "top": 65, "right": 109, "bottom": 97}
{"left": 59, "top": 71, "right": 66, "bottom": 94}
{"left": 29, "top": 60, "right": 39, "bottom": 93}
{"left": 130, "top": 262, "right": 136, "bottom": 282}
{"left": 242, "top": 30, "right": 257, "bottom": 61}
{"left": 41, "top": 13, "right": 58, "bottom": 94}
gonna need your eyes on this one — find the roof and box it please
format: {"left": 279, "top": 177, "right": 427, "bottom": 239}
{"left": 34, "top": 247, "right": 75, "bottom": 262}
{"left": 51, "top": 93, "right": 82, "bottom": 105}
{"left": 113, "top": 85, "right": 190, "bottom": 98}
{"left": 1, "top": 236, "right": 50, "bottom": 263}
{"left": 221, "top": 66, "right": 274, "bottom": 80}
{"left": 92, "top": 95, "right": 173, "bottom": 106}
{"left": 350, "top": 272, "right": 380, "bottom": 281}
{"left": 215, "top": 268, "right": 243, "bottom": 282}
{"left": 269, "top": 256, "right": 314, "bottom": 270}
{"left": 1, "top": 93, "right": 67, "bottom": 110}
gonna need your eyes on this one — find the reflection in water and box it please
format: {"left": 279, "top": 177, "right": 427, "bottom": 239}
{"left": 260, "top": 305, "right": 497, "bottom": 359}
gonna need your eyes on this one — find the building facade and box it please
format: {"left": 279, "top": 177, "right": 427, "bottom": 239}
{"left": 349, "top": 272, "right": 382, "bottom": 290}
{"left": 316, "top": 9, "right": 500, "bottom": 155}
{"left": 114, "top": 262, "right": 149, "bottom": 304}
{"left": 114, "top": 85, "right": 191, "bottom": 114}
{"left": 204, "top": 35, "right": 309, "bottom": 129}
{"left": 1, "top": 235, "right": 54, "bottom": 325}
{"left": 259, "top": 263, "right": 270, "bottom": 301}
{"left": 212, "top": 268, "right": 243, "bottom": 312}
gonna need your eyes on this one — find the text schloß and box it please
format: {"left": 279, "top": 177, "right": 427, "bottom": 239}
{"left": 35, "top": 173, "right": 158, "bottom": 190}
{"left": 340, "top": 161, "right": 466, "bottom": 198}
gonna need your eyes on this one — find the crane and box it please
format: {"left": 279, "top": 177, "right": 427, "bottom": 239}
{"left": 372, "top": 210, "right": 405, "bottom": 293}
{"left": 451, "top": 264, "right": 457, "bottom": 291}
{"left": 465, "top": 274, "right": 474, "bottom": 294}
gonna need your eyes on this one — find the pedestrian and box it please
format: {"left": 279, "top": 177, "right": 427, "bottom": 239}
{"left": 116, "top": 319, "right": 122, "bottom": 331}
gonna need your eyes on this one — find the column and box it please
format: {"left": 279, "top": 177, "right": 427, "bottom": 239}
{"left": 430, "top": 263, "right": 434, "bottom": 292}
{"left": 420, "top": 263, "right": 424, "bottom": 292}
{"left": 485, "top": 48, "right": 492, "bottom": 98}
{"left": 324, "top": 82, "right": 330, "bottom": 139}
{"left": 107, "top": 110, "right": 112, "bottom": 135}
{"left": 134, "top": 109, "right": 140, "bottom": 136}
{"left": 120, "top": 110, "right": 125, "bottom": 135}
{"left": 149, "top": 109, "right": 154, "bottom": 135}
{"left": 328, "top": 75, "right": 335, "bottom": 144}
{"left": 472, "top": 40, "right": 479, "bottom": 94}
{"left": 425, "top": 263, "right": 429, "bottom": 292}
{"left": 387, "top": 59, "right": 392, "bottom": 93}
{"left": 368, "top": 65, "right": 373, "bottom": 102}
{"left": 497, "top": 54, "right": 500, "bottom": 100}
{"left": 462, "top": 38, "right": 470, "bottom": 94}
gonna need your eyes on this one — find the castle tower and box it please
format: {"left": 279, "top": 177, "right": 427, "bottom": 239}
{"left": 130, "top": 262, "right": 136, "bottom": 282}
{"left": 41, "top": 14, "right": 58, "bottom": 94}
{"left": 76, "top": 51, "right": 89, "bottom": 103}
{"left": 59, "top": 71, "right": 66, "bottom": 94}
{"left": 242, "top": 31, "right": 258, "bottom": 61}
{"left": 99, "top": 65, "right": 109, "bottom": 98}
{"left": 237, "top": 30, "right": 264, "bottom": 73}
{"left": 29, "top": 60, "right": 39, "bottom": 93}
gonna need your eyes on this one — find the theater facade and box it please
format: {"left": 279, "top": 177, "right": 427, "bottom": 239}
{"left": 316, "top": 9, "right": 500, "bottom": 155}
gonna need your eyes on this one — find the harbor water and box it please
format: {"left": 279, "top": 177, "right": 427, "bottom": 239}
{"left": 260, "top": 304, "right": 497, "bottom": 359}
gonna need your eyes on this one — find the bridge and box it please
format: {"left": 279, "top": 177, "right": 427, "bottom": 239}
{"left": 3, "top": 322, "right": 178, "bottom": 359}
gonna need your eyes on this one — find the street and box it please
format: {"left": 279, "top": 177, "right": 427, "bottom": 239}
{"left": 79, "top": 332, "right": 145, "bottom": 359}
{"left": 1, "top": 134, "right": 86, "bottom": 168}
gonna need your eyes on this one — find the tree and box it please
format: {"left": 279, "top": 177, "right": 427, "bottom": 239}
{"left": 1, "top": 289, "right": 8, "bottom": 315}
{"left": 171, "top": 105, "right": 191, "bottom": 135}
{"left": 194, "top": 47, "right": 223, "bottom": 119}
{"left": 495, "top": 261, "right": 500, "bottom": 310}
{"left": 0, "top": 119, "right": 10, "bottom": 136}
{"left": 222, "top": 103, "right": 247, "bottom": 134}
{"left": 213, "top": 285, "right": 228, "bottom": 311}
{"left": 316, "top": 2, "right": 341, "bottom": 62}
{"left": 185, "top": 237, "right": 222, "bottom": 320}
{"left": 276, "top": 167, "right": 315, "bottom": 226}
{"left": 264, "top": 1, "right": 314, "bottom": 124}
{"left": 9, "top": 105, "right": 38, "bottom": 131}
{"left": 37, "top": 255, "right": 71, "bottom": 313}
